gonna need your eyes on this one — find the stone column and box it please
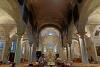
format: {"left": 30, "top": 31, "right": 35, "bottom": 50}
{"left": 32, "top": 32, "right": 37, "bottom": 61}
{"left": 14, "top": 34, "right": 22, "bottom": 64}
{"left": 28, "top": 42, "right": 33, "bottom": 66}
{"left": 3, "top": 34, "right": 11, "bottom": 64}
{"left": 67, "top": 43, "right": 72, "bottom": 61}
{"left": 32, "top": 45, "right": 37, "bottom": 61}
{"left": 78, "top": 32, "right": 89, "bottom": 63}
{"left": 24, "top": 41, "right": 29, "bottom": 61}
{"left": 28, "top": 32, "right": 34, "bottom": 66}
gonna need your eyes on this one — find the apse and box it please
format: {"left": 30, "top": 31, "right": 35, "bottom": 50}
{"left": 39, "top": 27, "right": 62, "bottom": 55}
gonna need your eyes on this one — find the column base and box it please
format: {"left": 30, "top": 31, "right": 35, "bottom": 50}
{"left": 28, "top": 64, "right": 33, "bottom": 66}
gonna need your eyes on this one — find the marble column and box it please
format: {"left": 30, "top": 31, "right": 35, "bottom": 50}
{"left": 28, "top": 43, "right": 33, "bottom": 66}
{"left": 67, "top": 43, "right": 72, "bottom": 61}
{"left": 14, "top": 34, "right": 22, "bottom": 64}
{"left": 32, "top": 45, "right": 37, "bottom": 61}
{"left": 78, "top": 33, "right": 89, "bottom": 63}
{"left": 32, "top": 33, "right": 37, "bottom": 61}
{"left": 28, "top": 34, "right": 34, "bottom": 66}
{"left": 24, "top": 41, "right": 29, "bottom": 61}
{"left": 3, "top": 34, "right": 11, "bottom": 63}
{"left": 66, "top": 45, "right": 68, "bottom": 60}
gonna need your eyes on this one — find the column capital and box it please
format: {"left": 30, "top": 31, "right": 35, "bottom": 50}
{"left": 67, "top": 40, "right": 72, "bottom": 44}
{"left": 76, "top": 23, "right": 86, "bottom": 36}
{"left": 29, "top": 42, "right": 33, "bottom": 47}
{"left": 15, "top": 33, "right": 22, "bottom": 38}
{"left": 77, "top": 32, "right": 87, "bottom": 38}
{"left": 67, "top": 42, "right": 72, "bottom": 47}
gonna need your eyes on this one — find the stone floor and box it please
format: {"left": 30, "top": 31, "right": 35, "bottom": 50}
{"left": 71, "top": 63, "right": 100, "bottom": 67}
{"left": 0, "top": 63, "right": 100, "bottom": 67}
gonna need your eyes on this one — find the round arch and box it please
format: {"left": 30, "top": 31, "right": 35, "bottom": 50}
{"left": 79, "top": 0, "right": 100, "bottom": 26}
{"left": 0, "top": 8, "right": 16, "bottom": 24}
{"left": 39, "top": 24, "right": 62, "bottom": 34}
{"left": 38, "top": 26, "right": 62, "bottom": 60}
{"left": 0, "top": 0, "right": 22, "bottom": 23}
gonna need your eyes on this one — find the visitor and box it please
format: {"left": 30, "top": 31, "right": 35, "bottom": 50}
{"left": 55, "top": 55, "right": 64, "bottom": 67}
{"left": 11, "top": 62, "right": 16, "bottom": 67}
{"left": 38, "top": 54, "right": 47, "bottom": 67}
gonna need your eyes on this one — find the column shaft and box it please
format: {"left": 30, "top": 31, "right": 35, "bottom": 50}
{"left": 14, "top": 36, "right": 21, "bottom": 64}
{"left": 67, "top": 43, "right": 71, "bottom": 61}
{"left": 3, "top": 35, "right": 11, "bottom": 63}
{"left": 32, "top": 46, "right": 36, "bottom": 61}
{"left": 24, "top": 42, "right": 29, "bottom": 61}
{"left": 79, "top": 36, "right": 89, "bottom": 63}
{"left": 29, "top": 44, "right": 33, "bottom": 65}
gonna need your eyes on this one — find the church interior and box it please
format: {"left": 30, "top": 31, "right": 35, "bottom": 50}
{"left": 0, "top": 0, "right": 100, "bottom": 67}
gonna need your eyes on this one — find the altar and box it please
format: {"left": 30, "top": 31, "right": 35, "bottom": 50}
{"left": 46, "top": 48, "right": 55, "bottom": 62}
{"left": 47, "top": 62, "right": 56, "bottom": 67}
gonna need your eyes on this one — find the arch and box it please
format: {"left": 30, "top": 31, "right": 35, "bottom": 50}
{"left": 85, "top": 6, "right": 100, "bottom": 38}
{"left": 79, "top": 0, "right": 100, "bottom": 26}
{"left": 0, "top": 0, "right": 22, "bottom": 23}
{"left": 88, "top": 7, "right": 100, "bottom": 25}
{"left": 0, "top": 1, "right": 26, "bottom": 36}
{"left": 0, "top": 8, "right": 16, "bottom": 24}
{"left": 0, "top": 8, "right": 17, "bottom": 39}
{"left": 39, "top": 24, "right": 62, "bottom": 34}
{"left": 38, "top": 27, "right": 62, "bottom": 56}
{"left": 40, "top": 27, "right": 60, "bottom": 37}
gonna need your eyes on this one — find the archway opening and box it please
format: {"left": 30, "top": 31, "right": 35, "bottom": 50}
{"left": 38, "top": 27, "right": 62, "bottom": 61}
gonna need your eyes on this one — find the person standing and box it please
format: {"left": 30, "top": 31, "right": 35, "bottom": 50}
{"left": 38, "top": 54, "right": 47, "bottom": 67}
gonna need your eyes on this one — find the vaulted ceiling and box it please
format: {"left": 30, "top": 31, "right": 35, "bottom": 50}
{"left": 0, "top": 0, "right": 24, "bottom": 38}
{"left": 27, "top": 0, "right": 73, "bottom": 31}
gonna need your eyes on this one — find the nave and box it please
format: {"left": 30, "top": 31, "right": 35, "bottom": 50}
{"left": 0, "top": 0, "right": 100, "bottom": 67}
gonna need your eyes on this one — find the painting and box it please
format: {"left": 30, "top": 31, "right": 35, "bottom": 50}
{"left": 96, "top": 46, "right": 100, "bottom": 56}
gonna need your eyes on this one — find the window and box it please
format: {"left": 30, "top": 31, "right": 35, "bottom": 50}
{"left": 11, "top": 41, "right": 16, "bottom": 53}
{"left": 0, "top": 41, "right": 4, "bottom": 61}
